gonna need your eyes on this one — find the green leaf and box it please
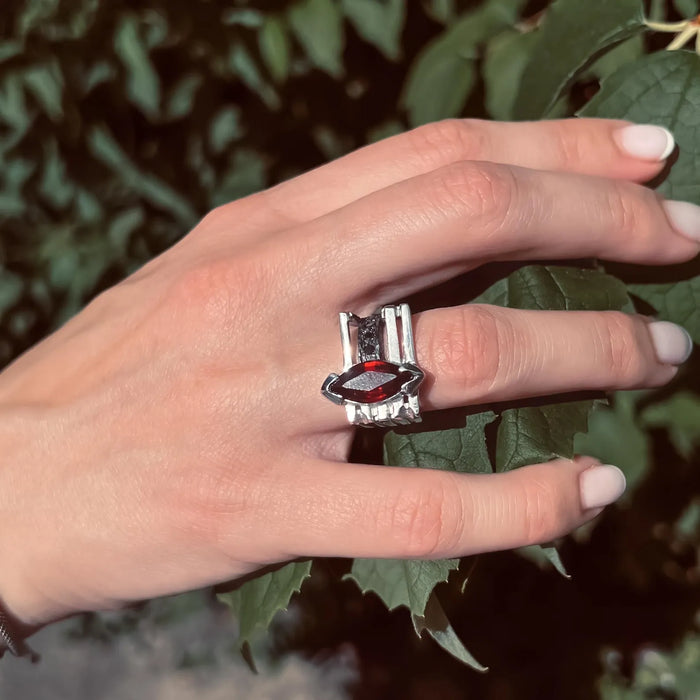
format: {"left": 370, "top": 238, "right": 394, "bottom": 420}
{"left": 16, "top": 0, "right": 60, "bottom": 36}
{"left": 401, "top": 0, "right": 526, "bottom": 126}
{"left": 586, "top": 34, "right": 644, "bottom": 81}
{"left": 345, "top": 558, "right": 458, "bottom": 617}
{"left": 478, "top": 266, "right": 631, "bottom": 491}
{"left": 537, "top": 543, "right": 570, "bottom": 577}
{"left": 39, "top": 139, "right": 74, "bottom": 208}
{"left": 642, "top": 391, "right": 700, "bottom": 459}
{"left": 218, "top": 561, "right": 312, "bottom": 646}
{"left": 496, "top": 399, "right": 602, "bottom": 472}
{"left": 0, "top": 269, "right": 23, "bottom": 317}
{"left": 228, "top": 43, "right": 280, "bottom": 110}
{"left": 209, "top": 106, "right": 244, "bottom": 154}
{"left": 258, "top": 16, "right": 291, "bottom": 83}
{"left": 17, "top": 0, "right": 98, "bottom": 40}
{"left": 512, "top": 0, "right": 644, "bottom": 120}
{"left": 473, "top": 265, "right": 632, "bottom": 311}
{"left": 599, "top": 632, "right": 700, "bottom": 699}
{"left": 0, "top": 42, "right": 23, "bottom": 64}
{"left": 580, "top": 51, "right": 700, "bottom": 206}
{"left": 421, "top": 0, "right": 456, "bottom": 25}
{"left": 88, "top": 126, "right": 197, "bottom": 225}
{"left": 342, "top": 0, "right": 406, "bottom": 61}
{"left": 221, "top": 8, "right": 264, "bottom": 27}
{"left": 312, "top": 124, "right": 352, "bottom": 160}
{"left": 74, "top": 188, "right": 102, "bottom": 223}
{"left": 345, "top": 412, "right": 495, "bottom": 662}
{"left": 673, "top": 0, "right": 698, "bottom": 17}
{"left": 367, "top": 119, "right": 404, "bottom": 143}
{"left": 580, "top": 51, "right": 700, "bottom": 350}
{"left": 210, "top": 148, "right": 267, "bottom": 208}
{"left": 108, "top": 207, "right": 145, "bottom": 252}
{"left": 383, "top": 411, "right": 496, "bottom": 474}
{"left": 114, "top": 14, "right": 161, "bottom": 118}
{"left": 517, "top": 543, "right": 571, "bottom": 578}
{"left": 0, "top": 74, "right": 31, "bottom": 132}
{"left": 412, "top": 591, "right": 487, "bottom": 672}
{"left": 82, "top": 61, "right": 116, "bottom": 93}
{"left": 289, "top": 0, "right": 345, "bottom": 78}
{"left": 674, "top": 499, "right": 700, "bottom": 539}
{"left": 574, "top": 392, "right": 650, "bottom": 494}
{"left": 23, "top": 61, "right": 64, "bottom": 121}
{"left": 628, "top": 278, "right": 700, "bottom": 344}
{"left": 165, "top": 74, "right": 202, "bottom": 120}
{"left": 483, "top": 29, "right": 538, "bottom": 120}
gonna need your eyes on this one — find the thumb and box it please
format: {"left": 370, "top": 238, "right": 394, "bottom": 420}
{"left": 290, "top": 457, "right": 626, "bottom": 559}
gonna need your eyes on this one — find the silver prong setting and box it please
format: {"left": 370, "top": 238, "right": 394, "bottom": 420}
{"left": 321, "top": 303, "right": 424, "bottom": 428}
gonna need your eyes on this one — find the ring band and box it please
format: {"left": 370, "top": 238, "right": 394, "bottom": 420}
{"left": 321, "top": 303, "right": 425, "bottom": 427}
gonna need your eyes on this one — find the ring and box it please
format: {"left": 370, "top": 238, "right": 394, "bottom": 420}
{"left": 321, "top": 303, "right": 425, "bottom": 427}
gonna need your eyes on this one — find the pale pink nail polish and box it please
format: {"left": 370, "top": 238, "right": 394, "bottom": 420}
{"left": 579, "top": 464, "right": 626, "bottom": 510}
{"left": 615, "top": 124, "right": 675, "bottom": 161}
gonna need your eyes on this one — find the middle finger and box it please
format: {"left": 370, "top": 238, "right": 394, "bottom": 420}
{"left": 288, "top": 160, "right": 700, "bottom": 309}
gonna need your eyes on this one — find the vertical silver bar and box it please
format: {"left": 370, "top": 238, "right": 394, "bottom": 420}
{"left": 399, "top": 303, "right": 417, "bottom": 363}
{"left": 382, "top": 306, "right": 401, "bottom": 363}
{"left": 339, "top": 312, "right": 354, "bottom": 370}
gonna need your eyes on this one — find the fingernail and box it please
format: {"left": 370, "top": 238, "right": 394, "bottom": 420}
{"left": 663, "top": 200, "right": 700, "bottom": 242}
{"left": 579, "top": 464, "right": 626, "bottom": 510}
{"left": 615, "top": 124, "right": 675, "bottom": 161}
{"left": 648, "top": 320, "right": 693, "bottom": 365}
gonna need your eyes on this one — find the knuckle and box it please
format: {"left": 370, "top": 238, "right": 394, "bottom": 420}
{"left": 521, "top": 477, "right": 564, "bottom": 545}
{"left": 605, "top": 183, "right": 640, "bottom": 241}
{"left": 407, "top": 119, "right": 489, "bottom": 169}
{"left": 385, "top": 477, "right": 463, "bottom": 558}
{"left": 198, "top": 203, "right": 234, "bottom": 228}
{"left": 430, "top": 160, "right": 516, "bottom": 228}
{"left": 549, "top": 120, "right": 587, "bottom": 168}
{"left": 427, "top": 305, "right": 502, "bottom": 395}
{"left": 596, "top": 312, "right": 646, "bottom": 382}
{"left": 167, "top": 459, "right": 255, "bottom": 549}
{"left": 168, "top": 254, "right": 271, "bottom": 325}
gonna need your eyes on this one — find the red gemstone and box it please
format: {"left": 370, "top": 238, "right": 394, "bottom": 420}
{"left": 329, "top": 360, "right": 414, "bottom": 403}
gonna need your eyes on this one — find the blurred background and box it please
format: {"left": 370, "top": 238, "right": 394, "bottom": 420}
{"left": 0, "top": 0, "right": 699, "bottom": 698}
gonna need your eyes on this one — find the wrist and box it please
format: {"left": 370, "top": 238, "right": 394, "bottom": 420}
{"left": 0, "top": 405, "right": 67, "bottom": 632}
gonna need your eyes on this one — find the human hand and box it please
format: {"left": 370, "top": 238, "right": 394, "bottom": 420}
{"left": 0, "top": 118, "right": 695, "bottom": 630}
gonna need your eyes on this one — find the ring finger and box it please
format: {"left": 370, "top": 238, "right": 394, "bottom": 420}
{"left": 306, "top": 304, "right": 692, "bottom": 429}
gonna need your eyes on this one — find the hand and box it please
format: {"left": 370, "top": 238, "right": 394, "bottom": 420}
{"left": 0, "top": 118, "right": 695, "bottom": 629}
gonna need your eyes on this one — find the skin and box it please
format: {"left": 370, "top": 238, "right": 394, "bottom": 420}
{"left": 0, "top": 117, "right": 696, "bottom": 635}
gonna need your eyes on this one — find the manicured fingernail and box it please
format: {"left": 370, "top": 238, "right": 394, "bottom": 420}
{"left": 663, "top": 200, "right": 700, "bottom": 242}
{"left": 615, "top": 124, "right": 675, "bottom": 161}
{"left": 579, "top": 464, "right": 626, "bottom": 510}
{"left": 648, "top": 321, "right": 693, "bottom": 365}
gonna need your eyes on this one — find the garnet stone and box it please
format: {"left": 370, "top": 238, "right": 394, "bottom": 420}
{"left": 328, "top": 360, "right": 414, "bottom": 403}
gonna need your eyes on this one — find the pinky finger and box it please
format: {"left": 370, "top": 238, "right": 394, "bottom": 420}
{"left": 283, "top": 457, "right": 626, "bottom": 560}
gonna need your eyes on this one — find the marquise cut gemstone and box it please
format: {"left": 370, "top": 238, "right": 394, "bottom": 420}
{"left": 329, "top": 360, "right": 414, "bottom": 403}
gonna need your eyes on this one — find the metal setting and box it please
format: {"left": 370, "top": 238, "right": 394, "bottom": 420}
{"left": 321, "top": 303, "right": 424, "bottom": 427}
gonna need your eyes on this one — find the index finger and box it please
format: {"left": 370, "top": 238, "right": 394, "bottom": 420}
{"left": 267, "top": 118, "right": 674, "bottom": 224}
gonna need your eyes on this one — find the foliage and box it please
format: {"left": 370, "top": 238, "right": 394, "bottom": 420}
{"left": 1, "top": 0, "right": 699, "bottom": 688}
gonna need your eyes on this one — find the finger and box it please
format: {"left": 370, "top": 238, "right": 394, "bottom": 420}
{"left": 304, "top": 307, "right": 691, "bottom": 429}
{"left": 267, "top": 119, "right": 674, "bottom": 224}
{"left": 291, "top": 160, "right": 699, "bottom": 305}
{"left": 412, "top": 306, "right": 692, "bottom": 410}
{"left": 284, "top": 457, "right": 625, "bottom": 560}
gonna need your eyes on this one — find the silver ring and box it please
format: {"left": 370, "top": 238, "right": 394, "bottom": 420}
{"left": 321, "top": 303, "right": 424, "bottom": 427}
